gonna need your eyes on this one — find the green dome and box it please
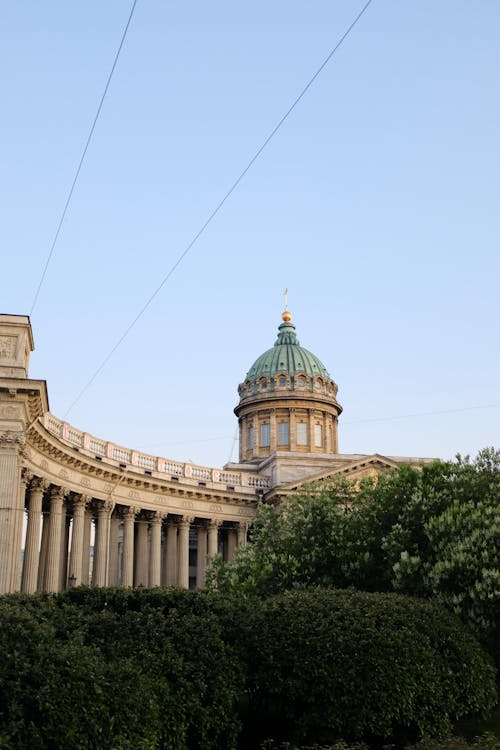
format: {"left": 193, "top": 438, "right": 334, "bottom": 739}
{"left": 245, "top": 319, "right": 331, "bottom": 382}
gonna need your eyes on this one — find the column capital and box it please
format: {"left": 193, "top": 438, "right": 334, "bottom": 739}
{"left": 179, "top": 515, "right": 195, "bottom": 527}
{"left": 49, "top": 485, "right": 68, "bottom": 502}
{"left": 0, "top": 430, "right": 25, "bottom": 449}
{"left": 208, "top": 518, "right": 222, "bottom": 529}
{"left": 20, "top": 467, "right": 33, "bottom": 487}
{"left": 96, "top": 499, "right": 113, "bottom": 516}
{"left": 149, "top": 511, "right": 164, "bottom": 525}
{"left": 71, "top": 494, "right": 90, "bottom": 512}
{"left": 121, "top": 504, "right": 138, "bottom": 519}
{"left": 29, "top": 476, "right": 48, "bottom": 493}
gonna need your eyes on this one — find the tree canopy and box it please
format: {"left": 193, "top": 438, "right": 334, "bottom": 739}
{"left": 208, "top": 448, "right": 500, "bottom": 644}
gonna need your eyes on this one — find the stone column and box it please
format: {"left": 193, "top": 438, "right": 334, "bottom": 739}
{"left": 82, "top": 507, "right": 92, "bottom": 585}
{"left": 44, "top": 486, "right": 67, "bottom": 592}
{"left": 165, "top": 522, "right": 178, "bottom": 586}
{"left": 332, "top": 416, "right": 339, "bottom": 453}
{"left": 37, "top": 507, "right": 50, "bottom": 592}
{"left": 0, "top": 432, "right": 26, "bottom": 594}
{"left": 289, "top": 408, "right": 296, "bottom": 451}
{"left": 149, "top": 512, "right": 162, "bottom": 588}
{"left": 121, "top": 506, "right": 136, "bottom": 587}
{"left": 237, "top": 521, "right": 249, "bottom": 549}
{"left": 58, "top": 501, "right": 71, "bottom": 590}
{"left": 108, "top": 513, "right": 120, "bottom": 586}
{"left": 269, "top": 409, "right": 277, "bottom": 452}
{"left": 68, "top": 495, "right": 88, "bottom": 587}
{"left": 239, "top": 417, "right": 246, "bottom": 461}
{"left": 134, "top": 516, "right": 149, "bottom": 587}
{"left": 308, "top": 409, "right": 315, "bottom": 450}
{"left": 21, "top": 477, "right": 46, "bottom": 593}
{"left": 93, "top": 500, "right": 112, "bottom": 587}
{"left": 208, "top": 519, "right": 220, "bottom": 559}
{"left": 177, "top": 516, "right": 192, "bottom": 589}
{"left": 196, "top": 524, "right": 208, "bottom": 589}
{"left": 161, "top": 528, "right": 168, "bottom": 586}
{"left": 226, "top": 527, "right": 237, "bottom": 562}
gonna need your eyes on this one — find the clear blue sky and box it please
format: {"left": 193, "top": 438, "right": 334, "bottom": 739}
{"left": 2, "top": 1, "right": 499, "bottom": 468}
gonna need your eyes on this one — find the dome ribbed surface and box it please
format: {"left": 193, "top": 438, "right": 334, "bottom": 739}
{"left": 245, "top": 321, "right": 331, "bottom": 381}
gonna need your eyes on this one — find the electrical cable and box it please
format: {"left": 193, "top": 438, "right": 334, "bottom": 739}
{"left": 343, "top": 402, "right": 500, "bottom": 426}
{"left": 63, "top": 0, "right": 375, "bottom": 417}
{"left": 29, "top": 0, "right": 139, "bottom": 317}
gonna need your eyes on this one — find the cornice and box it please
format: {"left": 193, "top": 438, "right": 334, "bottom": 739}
{"left": 23, "top": 419, "right": 257, "bottom": 521}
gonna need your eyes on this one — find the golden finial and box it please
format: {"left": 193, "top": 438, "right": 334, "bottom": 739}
{"left": 282, "top": 288, "right": 292, "bottom": 323}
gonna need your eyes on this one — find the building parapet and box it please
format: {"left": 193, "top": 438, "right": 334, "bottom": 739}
{"left": 42, "top": 413, "right": 271, "bottom": 491}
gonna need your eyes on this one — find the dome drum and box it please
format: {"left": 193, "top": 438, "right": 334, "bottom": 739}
{"left": 235, "top": 311, "right": 342, "bottom": 463}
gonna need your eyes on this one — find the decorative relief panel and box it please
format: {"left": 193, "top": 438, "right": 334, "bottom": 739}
{"left": 58, "top": 468, "right": 70, "bottom": 481}
{"left": 0, "top": 404, "right": 20, "bottom": 419}
{"left": 181, "top": 500, "right": 194, "bottom": 509}
{"left": 80, "top": 477, "right": 91, "bottom": 488}
{"left": 40, "top": 459, "right": 49, "bottom": 471}
{"left": 209, "top": 504, "right": 223, "bottom": 513}
{"left": 128, "top": 490, "right": 140, "bottom": 500}
{"left": 103, "top": 483, "right": 114, "bottom": 493}
{"left": 0, "top": 335, "right": 17, "bottom": 360}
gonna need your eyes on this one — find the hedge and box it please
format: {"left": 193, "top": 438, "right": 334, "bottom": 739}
{"left": 0, "top": 587, "right": 496, "bottom": 749}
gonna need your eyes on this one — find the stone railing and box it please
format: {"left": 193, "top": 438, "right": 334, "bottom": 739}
{"left": 42, "top": 413, "right": 270, "bottom": 490}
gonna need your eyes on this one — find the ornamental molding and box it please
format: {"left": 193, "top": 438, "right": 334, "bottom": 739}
{"left": 0, "top": 430, "right": 25, "bottom": 448}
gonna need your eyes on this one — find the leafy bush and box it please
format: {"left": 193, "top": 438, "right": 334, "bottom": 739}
{"left": 220, "top": 589, "right": 497, "bottom": 748}
{"left": 0, "top": 589, "right": 242, "bottom": 749}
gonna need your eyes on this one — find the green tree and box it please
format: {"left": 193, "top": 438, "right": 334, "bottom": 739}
{"left": 208, "top": 449, "right": 500, "bottom": 641}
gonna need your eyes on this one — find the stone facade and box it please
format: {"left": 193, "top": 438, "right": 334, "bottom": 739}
{"left": 0, "top": 313, "right": 434, "bottom": 594}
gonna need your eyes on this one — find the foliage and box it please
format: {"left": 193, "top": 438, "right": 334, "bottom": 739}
{"left": 219, "top": 588, "right": 496, "bottom": 749}
{"left": 208, "top": 449, "right": 500, "bottom": 642}
{"left": 0, "top": 589, "right": 242, "bottom": 750}
{"left": 0, "top": 588, "right": 496, "bottom": 749}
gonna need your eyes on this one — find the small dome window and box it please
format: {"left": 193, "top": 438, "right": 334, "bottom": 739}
{"left": 315, "top": 379, "right": 323, "bottom": 390}
{"left": 279, "top": 376, "right": 286, "bottom": 387}
{"left": 260, "top": 379, "right": 268, "bottom": 390}
{"left": 297, "top": 376, "right": 306, "bottom": 387}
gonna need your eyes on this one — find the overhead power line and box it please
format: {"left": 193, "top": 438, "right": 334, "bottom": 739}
{"left": 30, "top": 0, "right": 139, "bottom": 317}
{"left": 344, "top": 402, "right": 500, "bottom": 426}
{"left": 63, "top": 0, "right": 375, "bottom": 417}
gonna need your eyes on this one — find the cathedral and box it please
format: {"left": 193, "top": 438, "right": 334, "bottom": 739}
{"left": 0, "top": 311, "right": 433, "bottom": 594}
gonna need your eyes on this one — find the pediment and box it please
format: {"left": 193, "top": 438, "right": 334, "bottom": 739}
{"left": 268, "top": 454, "right": 403, "bottom": 499}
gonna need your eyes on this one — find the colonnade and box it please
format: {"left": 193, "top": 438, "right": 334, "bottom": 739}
{"left": 19, "top": 474, "right": 248, "bottom": 594}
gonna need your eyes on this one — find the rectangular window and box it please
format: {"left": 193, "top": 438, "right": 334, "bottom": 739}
{"left": 260, "top": 423, "right": 270, "bottom": 447}
{"left": 278, "top": 421, "right": 289, "bottom": 445}
{"left": 314, "top": 423, "right": 323, "bottom": 447}
{"left": 297, "top": 422, "right": 307, "bottom": 445}
{"left": 248, "top": 425, "right": 254, "bottom": 448}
